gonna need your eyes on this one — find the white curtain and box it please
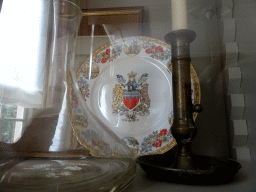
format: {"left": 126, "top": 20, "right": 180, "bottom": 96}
{"left": 0, "top": 0, "right": 49, "bottom": 108}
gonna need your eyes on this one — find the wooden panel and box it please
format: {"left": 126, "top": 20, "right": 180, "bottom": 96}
{"left": 78, "top": 7, "right": 144, "bottom": 39}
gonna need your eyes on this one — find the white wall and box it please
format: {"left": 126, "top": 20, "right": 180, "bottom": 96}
{"left": 85, "top": 0, "right": 220, "bottom": 57}
{"left": 233, "top": 0, "right": 256, "bottom": 161}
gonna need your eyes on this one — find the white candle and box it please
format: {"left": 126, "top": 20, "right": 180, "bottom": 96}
{"left": 171, "top": 0, "right": 188, "bottom": 31}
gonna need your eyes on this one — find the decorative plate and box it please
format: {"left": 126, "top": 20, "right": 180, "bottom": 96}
{"left": 74, "top": 36, "right": 200, "bottom": 157}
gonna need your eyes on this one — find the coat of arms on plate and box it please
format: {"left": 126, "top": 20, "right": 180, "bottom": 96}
{"left": 112, "top": 71, "right": 150, "bottom": 122}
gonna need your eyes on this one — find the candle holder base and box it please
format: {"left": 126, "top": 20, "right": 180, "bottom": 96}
{"left": 137, "top": 29, "right": 242, "bottom": 185}
{"left": 136, "top": 151, "right": 241, "bottom": 185}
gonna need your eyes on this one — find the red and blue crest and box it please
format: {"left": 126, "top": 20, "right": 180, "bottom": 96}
{"left": 112, "top": 71, "right": 150, "bottom": 121}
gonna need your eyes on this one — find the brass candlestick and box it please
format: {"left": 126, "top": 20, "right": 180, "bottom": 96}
{"left": 136, "top": 29, "right": 241, "bottom": 184}
{"left": 165, "top": 29, "right": 199, "bottom": 170}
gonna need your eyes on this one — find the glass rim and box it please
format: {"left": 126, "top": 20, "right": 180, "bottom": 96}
{"left": 53, "top": 0, "right": 82, "bottom": 17}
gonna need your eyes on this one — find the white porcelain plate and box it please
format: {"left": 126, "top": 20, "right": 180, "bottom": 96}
{"left": 75, "top": 36, "right": 200, "bottom": 156}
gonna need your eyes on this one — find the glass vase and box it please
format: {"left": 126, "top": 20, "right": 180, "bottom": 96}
{"left": 0, "top": 1, "right": 135, "bottom": 191}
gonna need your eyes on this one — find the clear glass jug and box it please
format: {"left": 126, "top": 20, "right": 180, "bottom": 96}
{"left": 0, "top": 1, "right": 135, "bottom": 191}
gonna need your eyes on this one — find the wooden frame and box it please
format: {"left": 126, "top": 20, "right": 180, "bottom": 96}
{"left": 78, "top": 7, "right": 144, "bottom": 38}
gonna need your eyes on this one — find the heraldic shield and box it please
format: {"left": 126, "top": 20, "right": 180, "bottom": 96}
{"left": 123, "top": 90, "right": 140, "bottom": 110}
{"left": 112, "top": 71, "right": 150, "bottom": 120}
